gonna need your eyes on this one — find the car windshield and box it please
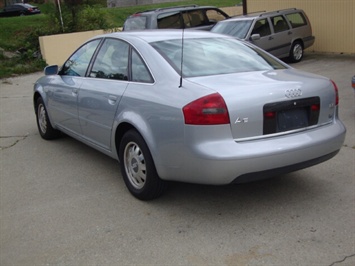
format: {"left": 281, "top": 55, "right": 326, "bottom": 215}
{"left": 151, "top": 37, "right": 286, "bottom": 77}
{"left": 211, "top": 20, "right": 253, "bottom": 39}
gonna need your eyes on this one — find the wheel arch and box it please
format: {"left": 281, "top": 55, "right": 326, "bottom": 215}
{"left": 290, "top": 38, "right": 304, "bottom": 51}
{"left": 114, "top": 120, "right": 157, "bottom": 164}
{"left": 33, "top": 91, "right": 43, "bottom": 112}
{"left": 114, "top": 122, "right": 136, "bottom": 160}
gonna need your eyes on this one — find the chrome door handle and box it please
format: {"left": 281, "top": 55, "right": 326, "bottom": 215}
{"left": 108, "top": 95, "right": 118, "bottom": 105}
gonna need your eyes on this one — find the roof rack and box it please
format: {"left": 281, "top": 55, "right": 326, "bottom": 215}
{"left": 133, "top": 4, "right": 199, "bottom": 14}
{"left": 155, "top": 4, "right": 199, "bottom": 12}
{"left": 230, "top": 11, "right": 265, "bottom": 18}
{"left": 259, "top": 8, "right": 297, "bottom": 17}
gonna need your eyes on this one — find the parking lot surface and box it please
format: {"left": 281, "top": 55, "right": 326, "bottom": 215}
{"left": 0, "top": 53, "right": 354, "bottom": 265}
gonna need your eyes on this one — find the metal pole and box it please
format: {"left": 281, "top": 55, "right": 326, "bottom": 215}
{"left": 243, "top": 0, "right": 247, "bottom": 15}
{"left": 57, "top": 0, "right": 65, "bottom": 32}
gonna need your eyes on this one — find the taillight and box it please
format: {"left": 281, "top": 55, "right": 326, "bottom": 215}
{"left": 311, "top": 104, "right": 320, "bottom": 111}
{"left": 331, "top": 80, "right": 339, "bottom": 105}
{"left": 264, "top": 111, "right": 276, "bottom": 119}
{"left": 183, "top": 93, "right": 230, "bottom": 125}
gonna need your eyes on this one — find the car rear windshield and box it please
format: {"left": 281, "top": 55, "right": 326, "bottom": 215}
{"left": 211, "top": 20, "right": 252, "bottom": 39}
{"left": 124, "top": 16, "right": 147, "bottom": 30}
{"left": 151, "top": 37, "right": 286, "bottom": 77}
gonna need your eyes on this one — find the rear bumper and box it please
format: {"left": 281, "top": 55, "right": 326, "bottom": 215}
{"left": 303, "top": 35, "right": 315, "bottom": 49}
{"left": 232, "top": 150, "right": 339, "bottom": 184}
{"left": 157, "top": 118, "right": 346, "bottom": 184}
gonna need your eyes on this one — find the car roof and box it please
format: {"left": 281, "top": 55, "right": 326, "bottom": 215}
{"left": 226, "top": 8, "right": 301, "bottom": 20}
{"left": 94, "top": 29, "right": 231, "bottom": 43}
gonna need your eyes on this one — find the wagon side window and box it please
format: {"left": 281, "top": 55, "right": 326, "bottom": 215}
{"left": 251, "top": 18, "right": 271, "bottom": 37}
{"left": 285, "top": 12, "right": 307, "bottom": 28}
{"left": 271, "top": 15, "right": 290, "bottom": 33}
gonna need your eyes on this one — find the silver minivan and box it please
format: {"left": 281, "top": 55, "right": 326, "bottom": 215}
{"left": 211, "top": 8, "right": 315, "bottom": 62}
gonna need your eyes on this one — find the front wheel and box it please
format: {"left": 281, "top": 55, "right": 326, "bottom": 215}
{"left": 289, "top": 41, "right": 304, "bottom": 63}
{"left": 35, "top": 97, "right": 60, "bottom": 140}
{"left": 119, "top": 130, "right": 166, "bottom": 200}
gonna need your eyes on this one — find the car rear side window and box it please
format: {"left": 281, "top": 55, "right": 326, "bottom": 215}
{"left": 271, "top": 15, "right": 290, "bottom": 33}
{"left": 285, "top": 12, "right": 307, "bottom": 28}
{"left": 131, "top": 49, "right": 154, "bottom": 83}
{"left": 90, "top": 38, "right": 129, "bottom": 81}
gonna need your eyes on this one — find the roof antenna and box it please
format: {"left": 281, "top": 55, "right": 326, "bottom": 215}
{"left": 179, "top": 12, "right": 185, "bottom": 88}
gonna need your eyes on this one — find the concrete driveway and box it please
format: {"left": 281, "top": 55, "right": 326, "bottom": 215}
{"left": 0, "top": 53, "right": 354, "bottom": 265}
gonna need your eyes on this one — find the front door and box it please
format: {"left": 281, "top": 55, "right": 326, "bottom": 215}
{"left": 78, "top": 38, "right": 130, "bottom": 150}
{"left": 48, "top": 39, "right": 102, "bottom": 135}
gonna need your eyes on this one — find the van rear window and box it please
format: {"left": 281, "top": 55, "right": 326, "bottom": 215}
{"left": 124, "top": 16, "right": 147, "bottom": 31}
{"left": 286, "top": 12, "right": 307, "bottom": 28}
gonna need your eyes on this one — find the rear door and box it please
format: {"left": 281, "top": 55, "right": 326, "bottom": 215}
{"left": 268, "top": 15, "right": 292, "bottom": 57}
{"left": 250, "top": 15, "right": 292, "bottom": 58}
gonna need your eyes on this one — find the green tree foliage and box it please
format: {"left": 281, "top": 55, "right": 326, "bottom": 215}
{"left": 50, "top": 0, "right": 112, "bottom": 32}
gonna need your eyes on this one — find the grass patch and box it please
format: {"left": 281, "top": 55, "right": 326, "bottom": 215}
{"left": 0, "top": 0, "right": 240, "bottom": 79}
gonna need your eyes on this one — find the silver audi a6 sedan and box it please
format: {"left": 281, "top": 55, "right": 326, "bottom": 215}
{"left": 33, "top": 30, "right": 346, "bottom": 200}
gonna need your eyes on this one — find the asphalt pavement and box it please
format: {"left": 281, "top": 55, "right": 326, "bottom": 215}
{"left": 0, "top": 53, "right": 354, "bottom": 265}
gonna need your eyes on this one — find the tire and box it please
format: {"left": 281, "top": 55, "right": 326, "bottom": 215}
{"left": 119, "top": 130, "right": 166, "bottom": 200}
{"left": 289, "top": 41, "right": 304, "bottom": 63}
{"left": 35, "top": 97, "right": 60, "bottom": 140}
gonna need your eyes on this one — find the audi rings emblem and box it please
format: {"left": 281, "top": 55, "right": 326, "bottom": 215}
{"left": 285, "top": 88, "right": 302, "bottom": 98}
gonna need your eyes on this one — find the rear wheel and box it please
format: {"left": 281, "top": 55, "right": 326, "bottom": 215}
{"left": 35, "top": 97, "right": 60, "bottom": 140}
{"left": 119, "top": 130, "right": 166, "bottom": 200}
{"left": 289, "top": 41, "right": 304, "bottom": 63}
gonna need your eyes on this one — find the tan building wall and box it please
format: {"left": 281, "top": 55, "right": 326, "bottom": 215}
{"left": 39, "top": 30, "right": 106, "bottom": 65}
{"left": 248, "top": 0, "right": 355, "bottom": 54}
{"left": 38, "top": 7, "right": 242, "bottom": 66}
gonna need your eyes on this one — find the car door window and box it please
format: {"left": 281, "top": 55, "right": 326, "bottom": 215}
{"left": 131, "top": 49, "right": 154, "bottom": 83}
{"left": 205, "top": 9, "right": 227, "bottom": 23}
{"left": 251, "top": 19, "right": 271, "bottom": 37}
{"left": 60, "top": 39, "right": 101, "bottom": 77}
{"left": 90, "top": 38, "right": 129, "bottom": 81}
{"left": 157, "top": 12, "right": 182, "bottom": 29}
{"left": 186, "top": 11, "right": 205, "bottom": 27}
{"left": 271, "top": 16, "right": 290, "bottom": 33}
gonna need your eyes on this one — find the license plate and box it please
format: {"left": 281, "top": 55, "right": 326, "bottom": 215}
{"left": 277, "top": 108, "right": 308, "bottom": 132}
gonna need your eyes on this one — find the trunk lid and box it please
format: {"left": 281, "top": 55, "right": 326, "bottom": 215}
{"left": 188, "top": 69, "right": 337, "bottom": 140}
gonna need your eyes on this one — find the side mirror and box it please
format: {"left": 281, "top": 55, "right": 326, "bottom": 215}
{"left": 251, "top": 34, "right": 261, "bottom": 41}
{"left": 44, "top": 65, "right": 59, "bottom": 75}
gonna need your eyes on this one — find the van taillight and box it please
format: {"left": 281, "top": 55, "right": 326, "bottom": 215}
{"left": 183, "top": 93, "right": 230, "bottom": 125}
{"left": 331, "top": 80, "right": 339, "bottom": 105}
